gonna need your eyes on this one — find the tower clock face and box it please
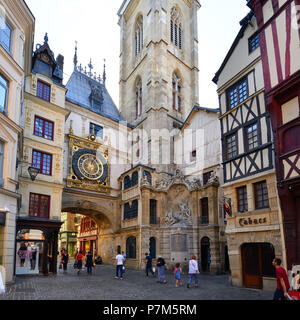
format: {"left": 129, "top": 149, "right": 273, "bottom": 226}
{"left": 72, "top": 148, "right": 108, "bottom": 183}
{"left": 78, "top": 153, "right": 103, "bottom": 180}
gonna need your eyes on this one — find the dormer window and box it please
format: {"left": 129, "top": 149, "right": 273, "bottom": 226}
{"left": 37, "top": 80, "right": 50, "bottom": 102}
{"left": 36, "top": 61, "right": 50, "bottom": 77}
{"left": 135, "top": 16, "right": 143, "bottom": 56}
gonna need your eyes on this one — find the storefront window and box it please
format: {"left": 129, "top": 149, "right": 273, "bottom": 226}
{"left": 16, "top": 229, "right": 45, "bottom": 275}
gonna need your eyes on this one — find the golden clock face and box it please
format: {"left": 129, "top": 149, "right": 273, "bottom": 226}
{"left": 78, "top": 153, "right": 104, "bottom": 180}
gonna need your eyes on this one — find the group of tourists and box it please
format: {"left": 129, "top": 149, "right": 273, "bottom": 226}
{"left": 60, "top": 248, "right": 200, "bottom": 287}
{"left": 143, "top": 253, "right": 200, "bottom": 288}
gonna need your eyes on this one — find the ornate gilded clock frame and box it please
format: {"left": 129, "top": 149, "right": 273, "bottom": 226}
{"left": 66, "top": 130, "right": 111, "bottom": 193}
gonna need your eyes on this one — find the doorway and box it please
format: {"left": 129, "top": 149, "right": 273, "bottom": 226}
{"left": 201, "top": 237, "right": 210, "bottom": 272}
{"left": 241, "top": 243, "right": 275, "bottom": 289}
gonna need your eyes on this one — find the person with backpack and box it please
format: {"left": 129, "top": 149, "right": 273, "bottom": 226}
{"left": 174, "top": 263, "right": 183, "bottom": 287}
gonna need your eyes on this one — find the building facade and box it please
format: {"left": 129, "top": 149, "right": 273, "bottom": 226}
{"left": 213, "top": 12, "right": 284, "bottom": 289}
{"left": 0, "top": 0, "right": 34, "bottom": 284}
{"left": 248, "top": 0, "right": 300, "bottom": 269}
{"left": 17, "top": 35, "right": 68, "bottom": 276}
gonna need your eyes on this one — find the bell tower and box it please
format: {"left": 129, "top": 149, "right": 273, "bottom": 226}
{"left": 118, "top": 0, "right": 201, "bottom": 171}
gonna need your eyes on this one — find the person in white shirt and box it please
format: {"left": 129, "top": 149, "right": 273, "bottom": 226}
{"left": 187, "top": 256, "right": 199, "bottom": 288}
{"left": 115, "top": 251, "right": 124, "bottom": 280}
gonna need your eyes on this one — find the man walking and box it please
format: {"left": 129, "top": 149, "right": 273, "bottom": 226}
{"left": 115, "top": 250, "right": 125, "bottom": 280}
{"left": 272, "top": 258, "right": 290, "bottom": 300}
{"left": 145, "top": 253, "right": 155, "bottom": 277}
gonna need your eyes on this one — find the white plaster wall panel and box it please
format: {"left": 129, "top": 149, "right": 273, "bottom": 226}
{"left": 260, "top": 117, "right": 268, "bottom": 145}
{"left": 248, "top": 72, "right": 255, "bottom": 96}
{"left": 220, "top": 93, "right": 226, "bottom": 115}
{"left": 263, "top": 148, "right": 269, "bottom": 169}
{"left": 238, "top": 129, "right": 244, "bottom": 155}
{"left": 263, "top": 0, "right": 274, "bottom": 24}
{"left": 259, "top": 92, "right": 266, "bottom": 114}
{"left": 290, "top": 2, "right": 300, "bottom": 76}
{"left": 281, "top": 96, "right": 299, "bottom": 124}
{"left": 265, "top": 24, "right": 278, "bottom": 88}
{"left": 217, "top": 16, "right": 260, "bottom": 88}
{"left": 255, "top": 60, "right": 265, "bottom": 91}
{"left": 277, "top": 11, "right": 287, "bottom": 80}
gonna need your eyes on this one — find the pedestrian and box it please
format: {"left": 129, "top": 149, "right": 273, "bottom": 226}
{"left": 156, "top": 256, "right": 167, "bottom": 284}
{"left": 145, "top": 253, "right": 155, "bottom": 277}
{"left": 295, "top": 271, "right": 300, "bottom": 291}
{"left": 76, "top": 250, "right": 84, "bottom": 275}
{"left": 122, "top": 251, "right": 127, "bottom": 264}
{"left": 85, "top": 250, "right": 93, "bottom": 275}
{"left": 61, "top": 249, "right": 69, "bottom": 273}
{"left": 187, "top": 256, "right": 199, "bottom": 288}
{"left": 18, "top": 242, "right": 27, "bottom": 267}
{"left": 115, "top": 250, "right": 124, "bottom": 280}
{"left": 272, "top": 258, "right": 290, "bottom": 300}
{"left": 174, "top": 263, "right": 183, "bottom": 287}
{"left": 291, "top": 273, "right": 296, "bottom": 291}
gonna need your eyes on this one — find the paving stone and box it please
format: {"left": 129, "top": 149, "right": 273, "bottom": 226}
{"left": 0, "top": 264, "right": 274, "bottom": 300}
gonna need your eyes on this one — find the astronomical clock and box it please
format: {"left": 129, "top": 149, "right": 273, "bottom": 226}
{"left": 66, "top": 128, "right": 110, "bottom": 193}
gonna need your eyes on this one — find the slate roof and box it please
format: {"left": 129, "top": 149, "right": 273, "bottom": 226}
{"left": 180, "top": 105, "right": 219, "bottom": 131}
{"left": 65, "top": 69, "right": 126, "bottom": 124}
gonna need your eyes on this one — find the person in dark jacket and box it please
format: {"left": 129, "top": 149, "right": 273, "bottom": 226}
{"left": 85, "top": 251, "right": 93, "bottom": 275}
{"left": 61, "top": 249, "right": 69, "bottom": 273}
{"left": 145, "top": 253, "right": 155, "bottom": 277}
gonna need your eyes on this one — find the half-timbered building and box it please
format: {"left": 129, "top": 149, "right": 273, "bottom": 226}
{"left": 213, "top": 12, "right": 284, "bottom": 289}
{"left": 248, "top": 0, "right": 300, "bottom": 270}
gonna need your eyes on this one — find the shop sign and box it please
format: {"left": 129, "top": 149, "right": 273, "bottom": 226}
{"left": 237, "top": 214, "right": 270, "bottom": 227}
{"left": 0, "top": 212, "right": 6, "bottom": 226}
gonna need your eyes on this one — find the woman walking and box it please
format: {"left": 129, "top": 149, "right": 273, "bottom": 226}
{"left": 85, "top": 251, "right": 93, "bottom": 275}
{"left": 156, "top": 256, "right": 167, "bottom": 284}
{"left": 76, "top": 250, "right": 83, "bottom": 275}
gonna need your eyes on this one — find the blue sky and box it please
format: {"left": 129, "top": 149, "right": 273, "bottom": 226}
{"left": 25, "top": 0, "right": 250, "bottom": 109}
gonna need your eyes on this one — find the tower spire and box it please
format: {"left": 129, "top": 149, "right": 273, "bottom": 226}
{"left": 73, "top": 41, "right": 78, "bottom": 70}
{"left": 88, "top": 58, "right": 93, "bottom": 77}
{"left": 44, "top": 32, "right": 48, "bottom": 44}
{"left": 103, "top": 58, "right": 106, "bottom": 86}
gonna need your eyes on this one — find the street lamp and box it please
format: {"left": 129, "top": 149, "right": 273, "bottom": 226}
{"left": 27, "top": 166, "right": 40, "bottom": 181}
{"left": 17, "top": 160, "right": 40, "bottom": 181}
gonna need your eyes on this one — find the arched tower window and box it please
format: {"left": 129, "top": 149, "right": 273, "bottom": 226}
{"left": 172, "top": 72, "right": 182, "bottom": 112}
{"left": 135, "top": 15, "right": 143, "bottom": 56}
{"left": 136, "top": 79, "right": 142, "bottom": 118}
{"left": 170, "top": 7, "right": 182, "bottom": 49}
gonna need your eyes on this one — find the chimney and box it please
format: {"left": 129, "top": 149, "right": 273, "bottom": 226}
{"left": 56, "top": 54, "right": 64, "bottom": 72}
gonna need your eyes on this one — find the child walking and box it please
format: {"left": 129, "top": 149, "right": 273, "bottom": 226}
{"left": 174, "top": 263, "right": 183, "bottom": 287}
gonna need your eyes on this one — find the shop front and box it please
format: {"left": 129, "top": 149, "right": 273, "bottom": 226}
{"left": 15, "top": 217, "right": 62, "bottom": 276}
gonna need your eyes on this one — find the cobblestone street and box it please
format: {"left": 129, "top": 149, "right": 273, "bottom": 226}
{"left": 0, "top": 263, "right": 274, "bottom": 300}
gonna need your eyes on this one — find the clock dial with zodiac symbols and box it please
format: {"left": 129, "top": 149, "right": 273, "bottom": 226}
{"left": 72, "top": 148, "right": 108, "bottom": 183}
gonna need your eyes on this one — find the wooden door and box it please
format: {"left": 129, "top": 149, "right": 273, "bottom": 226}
{"left": 242, "top": 244, "right": 262, "bottom": 289}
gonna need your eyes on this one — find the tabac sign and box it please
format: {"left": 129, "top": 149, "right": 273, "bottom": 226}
{"left": 236, "top": 213, "right": 270, "bottom": 228}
